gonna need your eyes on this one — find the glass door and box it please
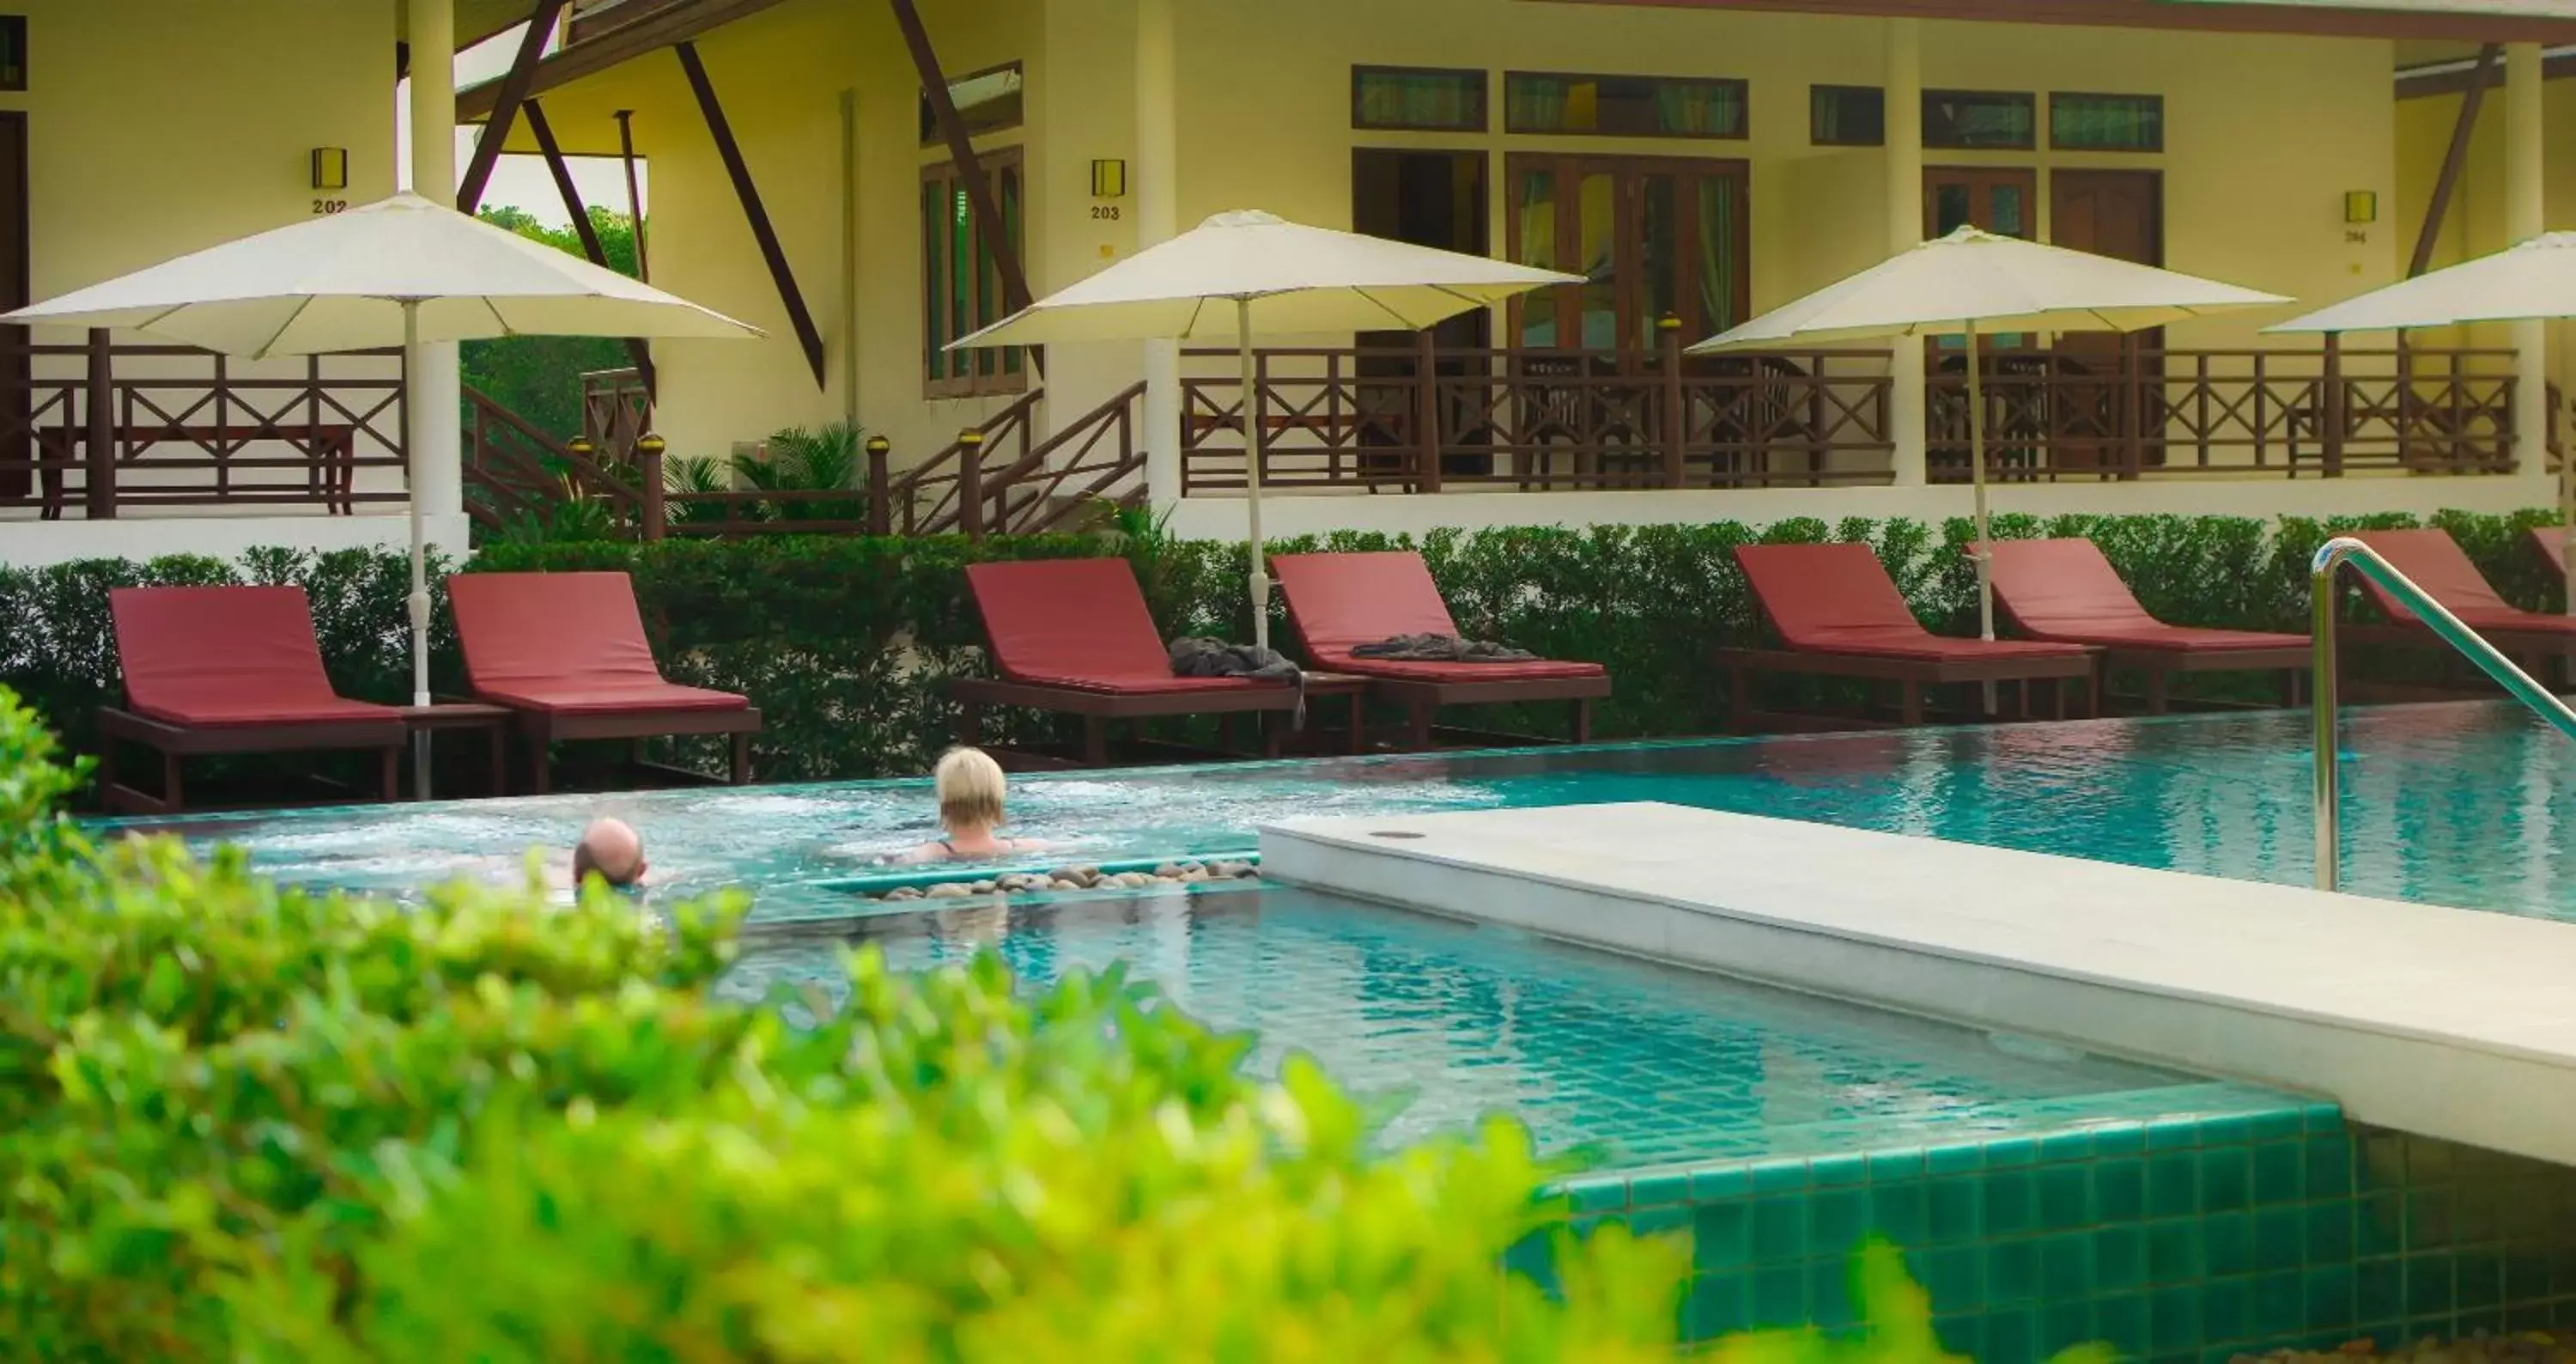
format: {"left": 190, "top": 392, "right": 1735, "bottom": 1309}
{"left": 1508, "top": 154, "right": 1748, "bottom": 362}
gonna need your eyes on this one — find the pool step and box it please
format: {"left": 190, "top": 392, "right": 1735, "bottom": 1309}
{"left": 1261, "top": 802, "right": 2576, "bottom": 1169}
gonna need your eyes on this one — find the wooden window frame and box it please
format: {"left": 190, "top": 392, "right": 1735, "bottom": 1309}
{"left": 1504, "top": 151, "right": 1753, "bottom": 355}
{"left": 920, "top": 146, "right": 1028, "bottom": 400}
{"left": 1504, "top": 71, "right": 1750, "bottom": 141}
{"left": 2048, "top": 91, "right": 2166, "bottom": 153}
{"left": 918, "top": 58, "right": 1023, "bottom": 149}
{"left": 1351, "top": 64, "right": 1488, "bottom": 132}
{"left": 1922, "top": 88, "right": 2037, "bottom": 151}
{"left": 1810, "top": 84, "right": 1886, "bottom": 147}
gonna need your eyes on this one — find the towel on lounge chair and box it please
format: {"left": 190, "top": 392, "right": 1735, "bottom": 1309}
{"left": 1169, "top": 636, "right": 1300, "bottom": 683}
{"left": 1349, "top": 633, "right": 1538, "bottom": 664}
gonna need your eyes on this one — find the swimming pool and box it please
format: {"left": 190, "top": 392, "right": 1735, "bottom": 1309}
{"left": 724, "top": 880, "right": 2275, "bottom": 1170}
{"left": 105, "top": 703, "right": 2576, "bottom": 1359}
{"left": 119, "top": 699, "right": 2576, "bottom": 924}
{"left": 720, "top": 881, "right": 2576, "bottom": 1361}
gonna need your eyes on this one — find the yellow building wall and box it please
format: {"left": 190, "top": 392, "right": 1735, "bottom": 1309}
{"left": 527, "top": 1, "right": 2409, "bottom": 476}
{"left": 6, "top": 0, "right": 397, "bottom": 310}
{"left": 514, "top": 0, "right": 1044, "bottom": 470}
{"left": 2392, "top": 79, "right": 2576, "bottom": 384}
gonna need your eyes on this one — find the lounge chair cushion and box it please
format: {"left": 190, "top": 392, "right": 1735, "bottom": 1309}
{"left": 2348, "top": 529, "right": 2544, "bottom": 630}
{"left": 109, "top": 585, "right": 402, "bottom": 729}
{"left": 1983, "top": 539, "right": 2306, "bottom": 651}
{"left": 447, "top": 570, "right": 750, "bottom": 713}
{"left": 1735, "top": 542, "right": 2088, "bottom": 661}
{"left": 1272, "top": 551, "right": 1607, "bottom": 679}
{"left": 966, "top": 558, "right": 1285, "bottom": 694}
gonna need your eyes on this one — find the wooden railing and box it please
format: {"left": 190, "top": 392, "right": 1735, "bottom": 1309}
{"left": 463, "top": 383, "right": 646, "bottom": 532}
{"left": 1926, "top": 342, "right": 2521, "bottom": 481}
{"left": 580, "top": 366, "right": 653, "bottom": 456}
{"left": 0, "top": 334, "right": 406, "bottom": 519}
{"left": 892, "top": 384, "right": 1149, "bottom": 538}
{"left": 1180, "top": 331, "right": 1895, "bottom": 494}
{"left": 1176, "top": 336, "right": 2533, "bottom": 493}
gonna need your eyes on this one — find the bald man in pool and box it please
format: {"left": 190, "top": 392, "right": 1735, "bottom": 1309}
{"left": 571, "top": 817, "right": 648, "bottom": 891}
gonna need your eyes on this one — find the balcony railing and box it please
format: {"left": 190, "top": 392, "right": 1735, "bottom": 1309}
{"left": 0, "top": 334, "right": 406, "bottom": 520}
{"left": 1177, "top": 336, "right": 2528, "bottom": 495}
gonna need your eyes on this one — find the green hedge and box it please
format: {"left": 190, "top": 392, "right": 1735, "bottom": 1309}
{"left": 3, "top": 508, "right": 2559, "bottom": 786}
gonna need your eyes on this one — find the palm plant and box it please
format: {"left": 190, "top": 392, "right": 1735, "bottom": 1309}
{"left": 662, "top": 454, "right": 733, "bottom": 527}
{"left": 735, "top": 422, "right": 865, "bottom": 522}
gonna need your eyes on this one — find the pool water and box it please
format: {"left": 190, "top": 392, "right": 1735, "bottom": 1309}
{"left": 723, "top": 881, "right": 2286, "bottom": 1171}
{"left": 109, "top": 704, "right": 2576, "bottom": 1358}
{"left": 120, "top": 700, "right": 2576, "bottom": 924}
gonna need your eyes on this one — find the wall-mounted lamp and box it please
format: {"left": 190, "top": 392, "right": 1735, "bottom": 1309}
{"left": 2343, "top": 191, "right": 2378, "bottom": 226}
{"left": 1091, "top": 158, "right": 1127, "bottom": 198}
{"left": 311, "top": 147, "right": 349, "bottom": 192}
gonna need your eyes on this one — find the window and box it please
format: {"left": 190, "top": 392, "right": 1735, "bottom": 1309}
{"left": 919, "top": 60, "right": 1022, "bottom": 147}
{"left": 1923, "top": 90, "right": 2034, "bottom": 149}
{"left": 0, "top": 17, "right": 23, "bottom": 92}
{"left": 2051, "top": 93, "right": 2163, "bottom": 152}
{"left": 921, "top": 149, "right": 1025, "bottom": 398}
{"left": 1505, "top": 72, "right": 1747, "bottom": 139}
{"left": 1510, "top": 154, "right": 1748, "bottom": 350}
{"left": 1811, "top": 85, "right": 1884, "bottom": 146}
{"left": 1352, "top": 66, "right": 1486, "bottom": 131}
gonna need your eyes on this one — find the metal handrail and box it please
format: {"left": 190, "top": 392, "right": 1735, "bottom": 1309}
{"left": 2311, "top": 536, "right": 2576, "bottom": 891}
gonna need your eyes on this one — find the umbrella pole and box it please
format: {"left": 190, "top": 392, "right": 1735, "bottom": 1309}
{"left": 1240, "top": 297, "right": 1270, "bottom": 653}
{"left": 2560, "top": 319, "right": 2573, "bottom": 618}
{"left": 1968, "top": 319, "right": 1996, "bottom": 715}
{"left": 404, "top": 296, "right": 433, "bottom": 800}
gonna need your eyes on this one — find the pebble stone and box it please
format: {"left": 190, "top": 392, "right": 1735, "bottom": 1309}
{"left": 866, "top": 858, "right": 1258, "bottom": 904}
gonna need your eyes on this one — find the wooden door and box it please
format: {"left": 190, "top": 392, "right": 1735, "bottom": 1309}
{"left": 2050, "top": 169, "right": 2163, "bottom": 471}
{"left": 1508, "top": 153, "right": 1748, "bottom": 361}
{"left": 1923, "top": 167, "right": 2036, "bottom": 241}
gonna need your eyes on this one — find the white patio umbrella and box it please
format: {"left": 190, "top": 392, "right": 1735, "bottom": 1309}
{"left": 948, "top": 209, "right": 1579, "bottom": 649}
{"left": 1692, "top": 226, "right": 2288, "bottom": 645}
{"left": 5, "top": 192, "right": 761, "bottom": 794}
{"left": 2268, "top": 232, "right": 2576, "bottom": 614}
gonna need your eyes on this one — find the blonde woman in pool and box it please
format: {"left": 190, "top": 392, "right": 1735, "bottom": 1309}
{"left": 900, "top": 747, "right": 1043, "bottom": 863}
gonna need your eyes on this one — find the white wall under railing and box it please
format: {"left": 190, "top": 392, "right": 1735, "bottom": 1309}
{"left": 0, "top": 509, "right": 471, "bottom": 569}
{"left": 1162, "top": 475, "right": 2543, "bottom": 542}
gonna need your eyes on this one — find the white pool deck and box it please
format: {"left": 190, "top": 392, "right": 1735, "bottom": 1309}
{"left": 1261, "top": 803, "right": 2576, "bottom": 1166}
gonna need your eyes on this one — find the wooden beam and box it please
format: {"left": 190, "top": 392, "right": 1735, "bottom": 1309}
{"left": 1534, "top": 0, "right": 2576, "bottom": 44}
{"left": 457, "top": 0, "right": 792, "bottom": 121}
{"left": 457, "top": 0, "right": 569, "bottom": 216}
{"left": 615, "top": 108, "right": 650, "bottom": 283}
{"left": 526, "top": 99, "right": 659, "bottom": 399}
{"left": 2414, "top": 44, "right": 2500, "bottom": 279}
{"left": 2400, "top": 47, "right": 2576, "bottom": 100}
{"left": 674, "top": 40, "right": 826, "bottom": 387}
{"left": 890, "top": 0, "right": 1040, "bottom": 374}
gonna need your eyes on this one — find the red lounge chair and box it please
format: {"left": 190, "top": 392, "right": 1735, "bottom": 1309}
{"left": 953, "top": 558, "right": 1305, "bottom": 765}
{"left": 1269, "top": 551, "right": 1610, "bottom": 747}
{"left": 447, "top": 571, "right": 760, "bottom": 793}
{"left": 2345, "top": 528, "right": 2576, "bottom": 664}
{"left": 2530, "top": 526, "right": 2572, "bottom": 578}
{"left": 1979, "top": 539, "right": 2310, "bottom": 712}
{"left": 96, "top": 585, "right": 406, "bottom": 813}
{"left": 1720, "top": 542, "right": 2097, "bottom": 727}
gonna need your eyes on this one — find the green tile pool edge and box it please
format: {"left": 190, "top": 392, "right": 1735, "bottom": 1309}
{"left": 1527, "top": 1106, "right": 2576, "bottom": 1364}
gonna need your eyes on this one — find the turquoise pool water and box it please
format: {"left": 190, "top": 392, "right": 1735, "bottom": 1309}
{"left": 120, "top": 700, "right": 2576, "bottom": 924}
{"left": 721, "top": 880, "right": 2289, "bottom": 1172}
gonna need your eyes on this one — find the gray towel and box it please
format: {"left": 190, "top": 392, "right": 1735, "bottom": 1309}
{"left": 1170, "top": 636, "right": 1300, "bottom": 684}
{"left": 1347, "top": 632, "right": 1537, "bottom": 663}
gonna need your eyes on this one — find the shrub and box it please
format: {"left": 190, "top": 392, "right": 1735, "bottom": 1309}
{"left": 1, "top": 509, "right": 2555, "bottom": 789}
{"left": 0, "top": 686, "right": 1691, "bottom": 1359}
